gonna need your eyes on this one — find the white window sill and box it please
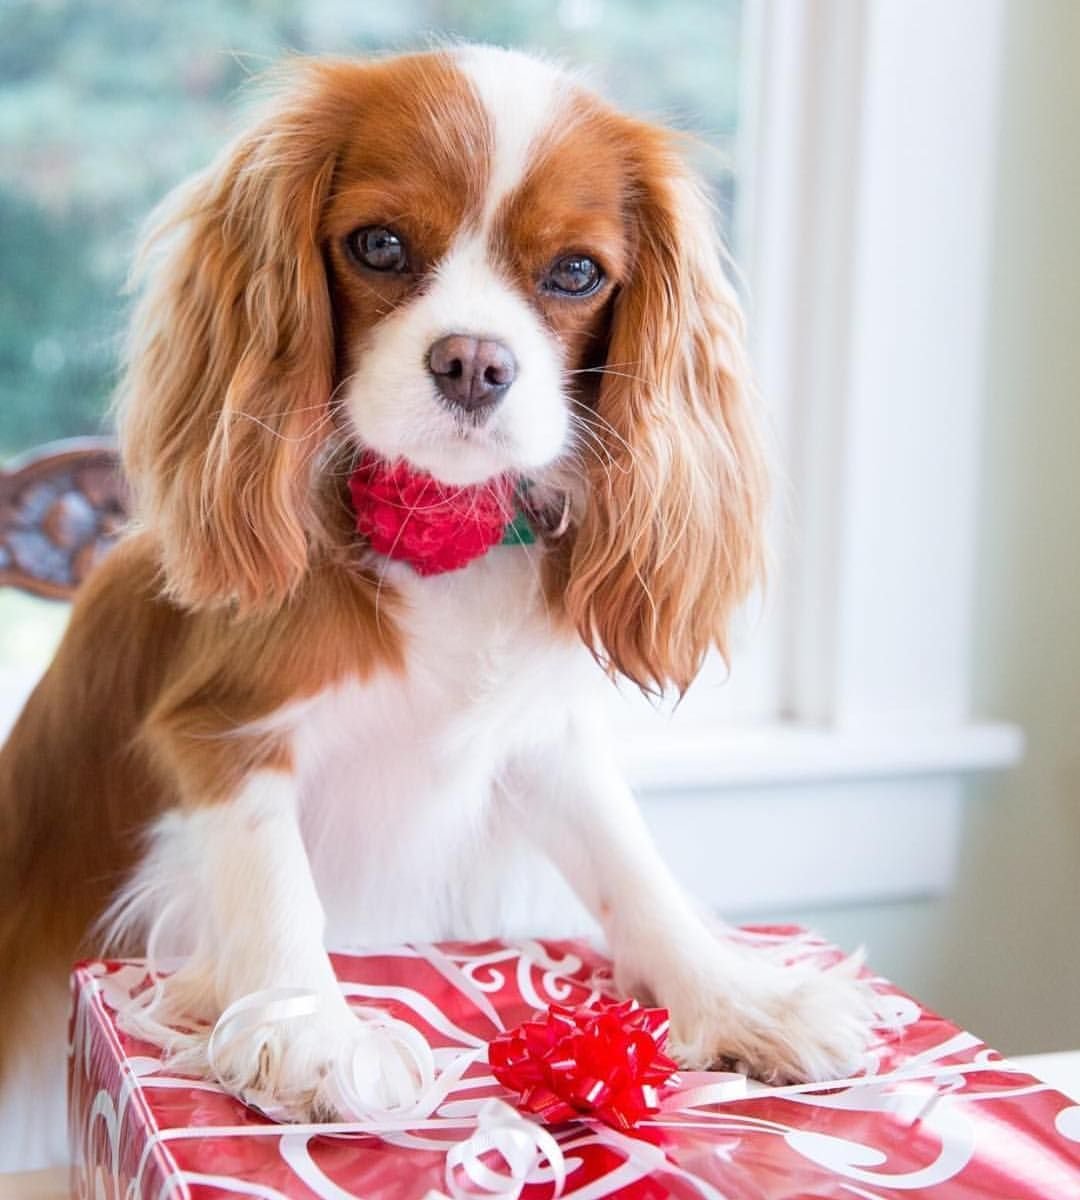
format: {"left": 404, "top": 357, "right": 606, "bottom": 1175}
{"left": 616, "top": 719, "right": 1024, "bottom": 912}
{"left": 2, "top": 666, "right": 1022, "bottom": 912}
{"left": 619, "top": 720, "right": 1024, "bottom": 792}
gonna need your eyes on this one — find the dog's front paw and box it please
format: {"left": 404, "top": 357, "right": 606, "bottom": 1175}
{"left": 210, "top": 999, "right": 428, "bottom": 1121}
{"left": 642, "top": 949, "right": 877, "bottom": 1085}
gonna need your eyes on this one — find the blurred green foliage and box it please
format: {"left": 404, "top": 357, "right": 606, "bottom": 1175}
{"left": 0, "top": 0, "right": 742, "bottom": 458}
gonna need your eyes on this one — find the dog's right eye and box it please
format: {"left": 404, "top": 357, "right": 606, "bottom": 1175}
{"left": 346, "top": 226, "right": 409, "bottom": 273}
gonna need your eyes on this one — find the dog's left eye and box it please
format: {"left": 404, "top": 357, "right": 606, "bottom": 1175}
{"left": 346, "top": 226, "right": 409, "bottom": 273}
{"left": 543, "top": 254, "right": 603, "bottom": 297}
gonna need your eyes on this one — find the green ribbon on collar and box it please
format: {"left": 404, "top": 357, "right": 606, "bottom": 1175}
{"left": 501, "top": 509, "right": 537, "bottom": 546}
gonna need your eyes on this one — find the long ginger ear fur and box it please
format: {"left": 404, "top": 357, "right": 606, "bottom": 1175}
{"left": 562, "top": 125, "right": 767, "bottom": 695}
{"left": 117, "top": 63, "right": 346, "bottom": 614}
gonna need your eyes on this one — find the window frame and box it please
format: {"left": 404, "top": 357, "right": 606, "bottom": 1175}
{"left": 615, "top": 0, "right": 1023, "bottom": 914}
{"left": 623, "top": 0, "right": 1018, "bottom": 763}
{"left": 743, "top": 0, "right": 1007, "bottom": 737}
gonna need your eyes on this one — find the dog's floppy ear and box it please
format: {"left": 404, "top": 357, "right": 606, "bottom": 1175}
{"left": 118, "top": 63, "right": 346, "bottom": 614}
{"left": 562, "top": 123, "right": 768, "bottom": 694}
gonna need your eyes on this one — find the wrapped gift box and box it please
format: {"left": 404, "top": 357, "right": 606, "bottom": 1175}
{"left": 69, "top": 926, "right": 1080, "bottom": 1198}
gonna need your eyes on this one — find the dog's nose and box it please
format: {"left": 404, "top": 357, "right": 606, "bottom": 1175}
{"left": 427, "top": 334, "right": 516, "bottom": 415}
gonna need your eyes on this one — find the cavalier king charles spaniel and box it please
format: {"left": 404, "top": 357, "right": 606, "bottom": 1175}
{"left": 0, "top": 45, "right": 873, "bottom": 1146}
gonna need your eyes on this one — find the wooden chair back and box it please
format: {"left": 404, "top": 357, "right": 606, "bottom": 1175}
{"left": 0, "top": 438, "right": 128, "bottom": 600}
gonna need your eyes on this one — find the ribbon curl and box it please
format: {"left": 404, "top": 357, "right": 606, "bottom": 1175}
{"left": 207, "top": 988, "right": 439, "bottom": 1122}
{"left": 444, "top": 1098, "right": 567, "bottom": 1199}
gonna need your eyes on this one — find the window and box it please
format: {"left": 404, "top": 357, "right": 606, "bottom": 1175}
{"left": 0, "top": 2, "right": 1024, "bottom": 914}
{"left": 0, "top": 0, "right": 746, "bottom": 687}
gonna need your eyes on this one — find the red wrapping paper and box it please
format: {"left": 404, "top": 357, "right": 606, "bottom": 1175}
{"left": 68, "top": 926, "right": 1080, "bottom": 1198}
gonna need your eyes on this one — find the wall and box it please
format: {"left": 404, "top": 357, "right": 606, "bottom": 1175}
{"left": 754, "top": 0, "right": 1080, "bottom": 1056}
{"left": 935, "top": 0, "right": 1080, "bottom": 1054}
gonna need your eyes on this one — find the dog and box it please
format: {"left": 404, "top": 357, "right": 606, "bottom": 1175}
{"left": 0, "top": 45, "right": 874, "bottom": 1160}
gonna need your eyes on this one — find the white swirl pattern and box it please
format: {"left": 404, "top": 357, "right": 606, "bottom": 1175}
{"left": 68, "top": 931, "right": 1080, "bottom": 1198}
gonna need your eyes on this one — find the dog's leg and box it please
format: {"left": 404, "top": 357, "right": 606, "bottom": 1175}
{"left": 512, "top": 718, "right": 877, "bottom": 1083}
{"left": 116, "top": 770, "right": 424, "bottom": 1119}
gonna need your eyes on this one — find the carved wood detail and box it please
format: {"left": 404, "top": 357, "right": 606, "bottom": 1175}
{"left": 0, "top": 438, "right": 129, "bottom": 600}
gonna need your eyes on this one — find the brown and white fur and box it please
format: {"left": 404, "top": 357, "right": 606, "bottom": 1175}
{"left": 0, "top": 46, "right": 873, "bottom": 1168}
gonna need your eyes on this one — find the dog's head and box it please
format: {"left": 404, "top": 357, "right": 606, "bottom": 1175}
{"left": 119, "top": 47, "right": 765, "bottom": 693}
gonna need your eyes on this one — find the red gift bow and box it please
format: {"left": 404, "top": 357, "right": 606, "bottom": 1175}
{"left": 487, "top": 999, "right": 680, "bottom": 1132}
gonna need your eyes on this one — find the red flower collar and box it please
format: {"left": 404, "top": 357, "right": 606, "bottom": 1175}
{"left": 348, "top": 451, "right": 523, "bottom": 576}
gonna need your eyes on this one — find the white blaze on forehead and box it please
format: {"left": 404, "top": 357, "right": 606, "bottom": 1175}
{"left": 455, "top": 45, "right": 572, "bottom": 226}
{"left": 341, "top": 47, "right": 575, "bottom": 485}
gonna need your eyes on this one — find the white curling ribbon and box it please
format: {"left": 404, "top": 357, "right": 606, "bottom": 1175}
{"left": 323, "top": 1009, "right": 439, "bottom": 1119}
{"left": 208, "top": 987, "right": 440, "bottom": 1122}
{"left": 208, "top": 989, "right": 323, "bottom": 1064}
{"left": 207, "top": 988, "right": 325, "bottom": 1119}
{"left": 660, "top": 1070, "right": 748, "bottom": 1112}
{"left": 444, "top": 1098, "right": 567, "bottom": 1200}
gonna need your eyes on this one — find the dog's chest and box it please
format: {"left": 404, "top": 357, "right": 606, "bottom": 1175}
{"left": 288, "top": 552, "right": 589, "bottom": 943}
